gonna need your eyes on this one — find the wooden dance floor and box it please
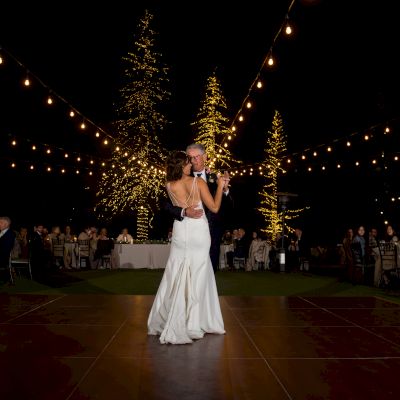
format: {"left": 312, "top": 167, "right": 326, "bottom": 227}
{"left": 1, "top": 294, "right": 400, "bottom": 399}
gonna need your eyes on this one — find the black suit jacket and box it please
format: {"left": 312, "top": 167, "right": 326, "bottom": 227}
{"left": 0, "top": 229, "right": 16, "bottom": 268}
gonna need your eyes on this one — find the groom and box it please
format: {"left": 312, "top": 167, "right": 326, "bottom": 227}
{"left": 165, "top": 143, "right": 233, "bottom": 272}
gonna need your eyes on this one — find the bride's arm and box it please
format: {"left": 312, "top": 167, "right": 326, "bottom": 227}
{"left": 198, "top": 178, "right": 224, "bottom": 213}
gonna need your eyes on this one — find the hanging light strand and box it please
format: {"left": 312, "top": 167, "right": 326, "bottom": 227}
{"left": 0, "top": 46, "right": 117, "bottom": 144}
{"left": 219, "top": 0, "right": 297, "bottom": 152}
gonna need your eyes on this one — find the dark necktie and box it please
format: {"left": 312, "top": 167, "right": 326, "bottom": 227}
{"left": 197, "top": 173, "right": 202, "bottom": 178}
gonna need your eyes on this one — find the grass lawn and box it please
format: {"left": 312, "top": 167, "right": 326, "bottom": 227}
{"left": 1, "top": 269, "right": 399, "bottom": 303}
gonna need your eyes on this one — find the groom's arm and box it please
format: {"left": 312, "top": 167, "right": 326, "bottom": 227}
{"left": 164, "top": 201, "right": 184, "bottom": 221}
{"left": 163, "top": 200, "right": 204, "bottom": 221}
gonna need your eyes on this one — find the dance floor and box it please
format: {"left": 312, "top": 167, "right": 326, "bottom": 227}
{"left": 1, "top": 294, "right": 400, "bottom": 399}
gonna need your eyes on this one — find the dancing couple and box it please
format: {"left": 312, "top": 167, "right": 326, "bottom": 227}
{"left": 147, "top": 143, "right": 232, "bottom": 344}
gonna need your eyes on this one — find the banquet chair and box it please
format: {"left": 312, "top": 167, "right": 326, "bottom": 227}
{"left": 9, "top": 254, "right": 33, "bottom": 281}
{"left": 77, "top": 240, "right": 90, "bottom": 269}
{"left": 2, "top": 255, "right": 15, "bottom": 284}
{"left": 378, "top": 241, "right": 398, "bottom": 287}
{"left": 52, "top": 239, "right": 65, "bottom": 268}
{"left": 96, "top": 239, "right": 114, "bottom": 269}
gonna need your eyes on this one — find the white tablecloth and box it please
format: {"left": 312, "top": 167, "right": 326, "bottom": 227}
{"left": 114, "top": 243, "right": 171, "bottom": 269}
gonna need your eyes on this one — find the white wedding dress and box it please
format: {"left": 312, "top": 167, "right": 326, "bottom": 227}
{"left": 147, "top": 177, "right": 225, "bottom": 344}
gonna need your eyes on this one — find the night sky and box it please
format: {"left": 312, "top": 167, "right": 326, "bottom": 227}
{"left": 1, "top": 0, "right": 400, "bottom": 243}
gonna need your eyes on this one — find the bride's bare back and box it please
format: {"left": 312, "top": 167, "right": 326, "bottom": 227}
{"left": 167, "top": 176, "right": 224, "bottom": 213}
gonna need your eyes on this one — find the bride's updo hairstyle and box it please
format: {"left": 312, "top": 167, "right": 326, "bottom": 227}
{"left": 165, "top": 150, "right": 189, "bottom": 181}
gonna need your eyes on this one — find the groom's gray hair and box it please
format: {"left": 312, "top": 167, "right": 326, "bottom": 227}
{"left": 186, "top": 143, "right": 205, "bottom": 154}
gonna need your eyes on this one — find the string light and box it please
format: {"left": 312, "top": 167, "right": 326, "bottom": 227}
{"left": 218, "top": 0, "right": 296, "bottom": 152}
{"left": 32, "top": 145, "right": 36, "bottom": 150}
{"left": 1, "top": 46, "right": 121, "bottom": 149}
{"left": 80, "top": 122, "right": 86, "bottom": 130}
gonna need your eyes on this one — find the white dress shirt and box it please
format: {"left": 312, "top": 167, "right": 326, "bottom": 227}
{"left": 195, "top": 169, "right": 207, "bottom": 182}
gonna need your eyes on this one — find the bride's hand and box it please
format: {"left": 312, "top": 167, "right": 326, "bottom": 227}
{"left": 219, "top": 171, "right": 230, "bottom": 192}
{"left": 217, "top": 173, "right": 226, "bottom": 188}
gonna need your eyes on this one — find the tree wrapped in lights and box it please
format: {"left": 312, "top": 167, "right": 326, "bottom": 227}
{"left": 191, "top": 71, "right": 235, "bottom": 169}
{"left": 258, "top": 110, "right": 303, "bottom": 241}
{"left": 97, "top": 10, "right": 170, "bottom": 240}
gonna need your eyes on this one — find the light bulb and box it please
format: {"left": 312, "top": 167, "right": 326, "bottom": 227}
{"left": 285, "top": 24, "right": 292, "bottom": 35}
{"left": 267, "top": 56, "right": 274, "bottom": 66}
{"left": 47, "top": 96, "right": 53, "bottom": 105}
{"left": 69, "top": 111, "right": 75, "bottom": 117}
{"left": 246, "top": 101, "right": 252, "bottom": 109}
{"left": 24, "top": 78, "right": 30, "bottom": 86}
{"left": 256, "top": 81, "right": 263, "bottom": 89}
{"left": 80, "top": 123, "right": 86, "bottom": 130}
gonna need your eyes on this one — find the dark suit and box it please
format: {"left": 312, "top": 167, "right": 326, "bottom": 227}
{"left": 30, "top": 231, "right": 45, "bottom": 279}
{"left": 165, "top": 172, "right": 233, "bottom": 272}
{"left": 0, "top": 229, "right": 16, "bottom": 282}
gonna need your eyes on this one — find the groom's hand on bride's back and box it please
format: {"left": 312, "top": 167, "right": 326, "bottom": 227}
{"left": 185, "top": 205, "right": 203, "bottom": 219}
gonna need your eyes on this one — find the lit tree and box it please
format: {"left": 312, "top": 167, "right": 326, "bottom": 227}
{"left": 258, "top": 110, "right": 287, "bottom": 241}
{"left": 258, "top": 110, "right": 306, "bottom": 241}
{"left": 191, "top": 71, "right": 235, "bottom": 168}
{"left": 97, "top": 10, "right": 170, "bottom": 240}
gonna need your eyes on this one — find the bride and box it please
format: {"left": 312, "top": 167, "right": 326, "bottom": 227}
{"left": 148, "top": 150, "right": 226, "bottom": 344}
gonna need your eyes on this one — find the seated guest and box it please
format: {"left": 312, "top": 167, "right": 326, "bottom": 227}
{"left": 0, "top": 217, "right": 16, "bottom": 284}
{"left": 384, "top": 225, "right": 398, "bottom": 243}
{"left": 351, "top": 225, "right": 366, "bottom": 284}
{"left": 94, "top": 228, "right": 114, "bottom": 267}
{"left": 221, "top": 230, "right": 234, "bottom": 270}
{"left": 246, "top": 231, "right": 266, "bottom": 271}
{"left": 60, "top": 225, "right": 74, "bottom": 242}
{"left": 12, "top": 227, "right": 29, "bottom": 259}
{"left": 49, "top": 226, "right": 62, "bottom": 243}
{"left": 116, "top": 228, "right": 133, "bottom": 243}
{"left": 233, "top": 228, "right": 249, "bottom": 270}
{"left": 78, "top": 226, "right": 92, "bottom": 242}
